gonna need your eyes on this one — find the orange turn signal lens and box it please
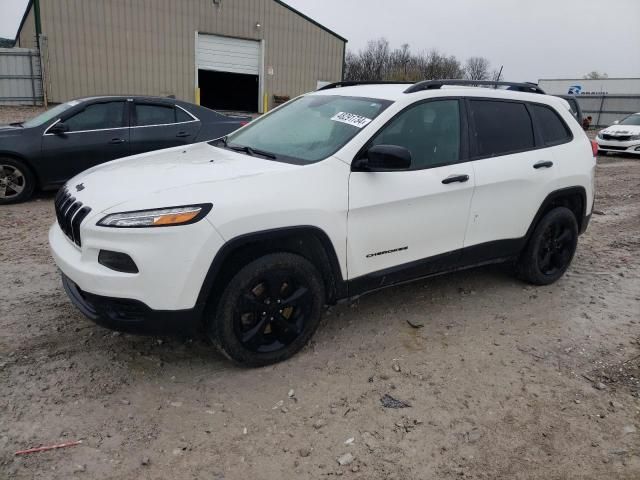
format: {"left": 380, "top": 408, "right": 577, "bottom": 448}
{"left": 153, "top": 211, "right": 200, "bottom": 226}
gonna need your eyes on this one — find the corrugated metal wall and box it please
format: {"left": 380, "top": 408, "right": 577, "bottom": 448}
{"left": 575, "top": 95, "right": 640, "bottom": 127}
{"left": 0, "top": 48, "right": 43, "bottom": 105}
{"left": 18, "top": 0, "right": 345, "bottom": 109}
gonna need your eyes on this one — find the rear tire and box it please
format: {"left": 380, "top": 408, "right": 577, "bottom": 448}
{"left": 207, "top": 252, "right": 325, "bottom": 367}
{"left": 0, "top": 157, "right": 35, "bottom": 205}
{"left": 518, "top": 207, "right": 578, "bottom": 285}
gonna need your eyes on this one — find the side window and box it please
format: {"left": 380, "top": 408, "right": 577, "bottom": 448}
{"left": 176, "top": 107, "right": 194, "bottom": 123}
{"left": 368, "top": 100, "right": 460, "bottom": 170}
{"left": 470, "top": 100, "right": 534, "bottom": 157}
{"left": 530, "top": 104, "right": 572, "bottom": 145}
{"left": 64, "top": 102, "right": 126, "bottom": 132}
{"left": 135, "top": 104, "right": 176, "bottom": 126}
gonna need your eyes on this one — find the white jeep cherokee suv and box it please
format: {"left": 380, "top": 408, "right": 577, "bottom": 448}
{"left": 50, "top": 80, "right": 596, "bottom": 366}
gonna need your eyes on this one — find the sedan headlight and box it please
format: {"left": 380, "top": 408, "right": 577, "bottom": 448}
{"left": 98, "top": 204, "right": 212, "bottom": 228}
{"left": 630, "top": 134, "right": 640, "bottom": 141}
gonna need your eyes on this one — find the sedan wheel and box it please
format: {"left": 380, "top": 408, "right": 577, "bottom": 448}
{"left": 0, "top": 158, "right": 35, "bottom": 204}
{"left": 0, "top": 164, "right": 26, "bottom": 200}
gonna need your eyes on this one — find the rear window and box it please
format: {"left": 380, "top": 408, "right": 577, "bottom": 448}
{"left": 530, "top": 104, "right": 572, "bottom": 145}
{"left": 135, "top": 104, "right": 176, "bottom": 126}
{"left": 470, "top": 100, "right": 534, "bottom": 157}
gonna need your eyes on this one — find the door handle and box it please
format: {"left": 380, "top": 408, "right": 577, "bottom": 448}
{"left": 533, "top": 161, "right": 553, "bottom": 169}
{"left": 442, "top": 174, "right": 470, "bottom": 185}
{"left": 176, "top": 131, "right": 191, "bottom": 138}
{"left": 109, "top": 138, "right": 126, "bottom": 144}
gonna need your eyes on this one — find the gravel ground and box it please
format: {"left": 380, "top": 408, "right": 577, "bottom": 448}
{"left": 0, "top": 106, "right": 46, "bottom": 124}
{"left": 0, "top": 108, "right": 639, "bottom": 479}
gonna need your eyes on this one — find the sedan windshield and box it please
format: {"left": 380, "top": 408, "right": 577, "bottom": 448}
{"left": 22, "top": 101, "right": 79, "bottom": 128}
{"left": 215, "top": 95, "right": 392, "bottom": 163}
{"left": 619, "top": 114, "right": 640, "bottom": 126}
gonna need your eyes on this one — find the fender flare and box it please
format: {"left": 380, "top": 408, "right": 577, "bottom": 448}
{"left": 525, "top": 186, "right": 588, "bottom": 241}
{"left": 195, "top": 225, "right": 346, "bottom": 308}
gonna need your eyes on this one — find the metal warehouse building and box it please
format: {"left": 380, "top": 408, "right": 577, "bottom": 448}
{"left": 14, "top": 0, "right": 347, "bottom": 112}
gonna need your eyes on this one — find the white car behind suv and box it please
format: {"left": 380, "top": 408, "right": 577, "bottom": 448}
{"left": 596, "top": 112, "right": 640, "bottom": 155}
{"left": 50, "top": 80, "right": 596, "bottom": 366}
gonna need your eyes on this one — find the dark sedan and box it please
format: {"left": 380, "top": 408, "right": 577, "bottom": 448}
{"left": 0, "top": 96, "right": 250, "bottom": 204}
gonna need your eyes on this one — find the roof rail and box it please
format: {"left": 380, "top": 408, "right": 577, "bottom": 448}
{"left": 318, "top": 81, "right": 413, "bottom": 91}
{"left": 404, "top": 80, "right": 546, "bottom": 95}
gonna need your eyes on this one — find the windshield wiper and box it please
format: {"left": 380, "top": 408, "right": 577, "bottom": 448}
{"left": 210, "top": 137, "right": 277, "bottom": 160}
{"left": 228, "top": 144, "right": 277, "bottom": 160}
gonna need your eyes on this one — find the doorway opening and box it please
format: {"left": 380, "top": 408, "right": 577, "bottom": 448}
{"left": 198, "top": 70, "right": 259, "bottom": 113}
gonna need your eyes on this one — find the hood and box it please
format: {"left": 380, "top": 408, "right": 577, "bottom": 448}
{"left": 0, "top": 124, "right": 26, "bottom": 136}
{"left": 600, "top": 124, "right": 640, "bottom": 136}
{"left": 66, "top": 142, "right": 295, "bottom": 212}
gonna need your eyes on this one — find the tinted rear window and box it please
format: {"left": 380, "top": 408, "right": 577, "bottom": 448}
{"left": 135, "top": 104, "right": 176, "bottom": 126}
{"left": 470, "top": 100, "right": 534, "bottom": 157}
{"left": 530, "top": 104, "right": 572, "bottom": 145}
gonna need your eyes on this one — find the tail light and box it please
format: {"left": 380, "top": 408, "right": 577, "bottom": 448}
{"left": 590, "top": 140, "right": 598, "bottom": 157}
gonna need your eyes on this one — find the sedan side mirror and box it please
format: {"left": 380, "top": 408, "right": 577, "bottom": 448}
{"left": 354, "top": 145, "right": 412, "bottom": 171}
{"left": 613, "top": 120, "right": 619, "bottom": 125}
{"left": 49, "top": 122, "right": 69, "bottom": 135}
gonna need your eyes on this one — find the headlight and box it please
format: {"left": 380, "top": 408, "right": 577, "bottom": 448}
{"left": 97, "top": 204, "right": 212, "bottom": 228}
{"left": 596, "top": 132, "right": 603, "bottom": 139}
{"left": 630, "top": 134, "right": 640, "bottom": 141}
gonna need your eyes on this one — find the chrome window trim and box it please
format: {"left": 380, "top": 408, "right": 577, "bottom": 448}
{"left": 43, "top": 118, "right": 130, "bottom": 136}
{"left": 43, "top": 104, "right": 200, "bottom": 136}
{"left": 132, "top": 103, "right": 200, "bottom": 128}
{"left": 132, "top": 119, "right": 199, "bottom": 129}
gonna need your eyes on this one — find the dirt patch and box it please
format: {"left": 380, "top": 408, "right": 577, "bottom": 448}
{"left": 1, "top": 119, "right": 639, "bottom": 478}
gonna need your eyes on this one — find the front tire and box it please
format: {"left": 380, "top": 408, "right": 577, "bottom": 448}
{"left": 0, "top": 158, "right": 35, "bottom": 205}
{"left": 207, "top": 253, "right": 326, "bottom": 367}
{"left": 518, "top": 207, "right": 578, "bottom": 285}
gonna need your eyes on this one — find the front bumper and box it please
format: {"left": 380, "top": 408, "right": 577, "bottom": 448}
{"left": 596, "top": 137, "right": 640, "bottom": 154}
{"left": 49, "top": 218, "right": 224, "bottom": 311}
{"left": 61, "top": 273, "right": 201, "bottom": 335}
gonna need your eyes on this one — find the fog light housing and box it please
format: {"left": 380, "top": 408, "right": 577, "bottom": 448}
{"left": 98, "top": 250, "right": 139, "bottom": 273}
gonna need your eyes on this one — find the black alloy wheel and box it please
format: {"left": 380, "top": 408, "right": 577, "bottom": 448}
{"left": 235, "top": 272, "right": 312, "bottom": 353}
{"left": 208, "top": 252, "right": 325, "bottom": 366}
{"left": 537, "top": 221, "right": 576, "bottom": 276}
{"left": 518, "top": 206, "right": 579, "bottom": 285}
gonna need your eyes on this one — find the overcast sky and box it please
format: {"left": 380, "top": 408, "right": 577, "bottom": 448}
{"left": 285, "top": 0, "right": 640, "bottom": 81}
{"left": 1, "top": 0, "right": 638, "bottom": 81}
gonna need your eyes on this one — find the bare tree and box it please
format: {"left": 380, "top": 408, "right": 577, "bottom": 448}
{"left": 583, "top": 71, "right": 608, "bottom": 79}
{"left": 465, "top": 57, "right": 491, "bottom": 81}
{"left": 344, "top": 39, "right": 465, "bottom": 82}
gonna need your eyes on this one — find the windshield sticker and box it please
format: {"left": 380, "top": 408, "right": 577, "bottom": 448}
{"left": 331, "top": 112, "right": 373, "bottom": 129}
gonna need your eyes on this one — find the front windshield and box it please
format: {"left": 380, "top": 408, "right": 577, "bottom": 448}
{"left": 219, "top": 95, "right": 392, "bottom": 163}
{"left": 619, "top": 114, "right": 640, "bottom": 126}
{"left": 22, "top": 101, "right": 79, "bottom": 128}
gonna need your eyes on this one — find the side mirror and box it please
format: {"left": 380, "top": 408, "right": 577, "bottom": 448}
{"left": 354, "top": 145, "right": 412, "bottom": 171}
{"left": 613, "top": 120, "right": 619, "bottom": 125}
{"left": 49, "top": 122, "right": 69, "bottom": 135}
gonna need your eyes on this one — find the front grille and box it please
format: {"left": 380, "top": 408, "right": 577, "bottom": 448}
{"left": 602, "top": 134, "right": 631, "bottom": 141}
{"left": 54, "top": 188, "right": 91, "bottom": 246}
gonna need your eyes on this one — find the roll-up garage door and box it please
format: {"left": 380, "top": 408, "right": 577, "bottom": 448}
{"left": 197, "top": 34, "right": 260, "bottom": 76}
{"left": 196, "top": 34, "right": 261, "bottom": 112}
